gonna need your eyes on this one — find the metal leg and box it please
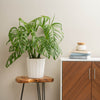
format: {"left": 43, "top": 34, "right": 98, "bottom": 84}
{"left": 20, "top": 83, "right": 25, "bottom": 100}
{"left": 37, "top": 83, "right": 41, "bottom": 100}
{"left": 42, "top": 83, "right": 45, "bottom": 100}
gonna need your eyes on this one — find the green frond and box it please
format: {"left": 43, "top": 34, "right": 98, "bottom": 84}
{"left": 6, "top": 51, "right": 22, "bottom": 68}
{"left": 6, "top": 16, "right": 64, "bottom": 67}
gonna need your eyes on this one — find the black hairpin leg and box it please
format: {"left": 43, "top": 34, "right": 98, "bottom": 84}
{"left": 42, "top": 83, "right": 45, "bottom": 100}
{"left": 37, "top": 83, "right": 41, "bottom": 100}
{"left": 20, "top": 83, "right": 25, "bottom": 100}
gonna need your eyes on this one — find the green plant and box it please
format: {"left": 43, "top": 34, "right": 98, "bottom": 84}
{"left": 6, "top": 16, "right": 64, "bottom": 68}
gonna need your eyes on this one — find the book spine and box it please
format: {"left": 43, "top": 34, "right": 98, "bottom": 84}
{"left": 69, "top": 55, "right": 91, "bottom": 59}
{"left": 70, "top": 53, "right": 90, "bottom": 56}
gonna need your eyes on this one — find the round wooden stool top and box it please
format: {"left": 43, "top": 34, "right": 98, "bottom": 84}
{"left": 16, "top": 76, "right": 54, "bottom": 83}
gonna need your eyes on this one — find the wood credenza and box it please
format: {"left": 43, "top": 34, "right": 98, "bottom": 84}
{"left": 60, "top": 58, "right": 100, "bottom": 100}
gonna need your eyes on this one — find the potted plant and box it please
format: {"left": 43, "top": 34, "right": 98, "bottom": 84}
{"left": 5, "top": 16, "right": 64, "bottom": 78}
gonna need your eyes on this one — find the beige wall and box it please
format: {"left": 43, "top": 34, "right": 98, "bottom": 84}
{"left": 0, "top": 0, "right": 100, "bottom": 100}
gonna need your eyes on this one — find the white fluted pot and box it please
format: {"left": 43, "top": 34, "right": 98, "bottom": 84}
{"left": 27, "top": 58, "right": 45, "bottom": 78}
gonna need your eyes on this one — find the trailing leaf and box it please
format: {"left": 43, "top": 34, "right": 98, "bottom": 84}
{"left": 6, "top": 51, "right": 22, "bottom": 68}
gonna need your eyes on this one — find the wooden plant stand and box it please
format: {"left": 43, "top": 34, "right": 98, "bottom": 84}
{"left": 16, "top": 76, "right": 54, "bottom": 100}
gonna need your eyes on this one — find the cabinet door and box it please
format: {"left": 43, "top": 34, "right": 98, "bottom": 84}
{"left": 92, "top": 62, "right": 100, "bottom": 100}
{"left": 62, "top": 61, "right": 91, "bottom": 100}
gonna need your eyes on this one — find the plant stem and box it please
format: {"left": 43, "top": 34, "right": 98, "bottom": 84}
{"left": 34, "top": 49, "right": 36, "bottom": 58}
{"left": 28, "top": 52, "right": 31, "bottom": 58}
{"left": 37, "top": 54, "right": 40, "bottom": 58}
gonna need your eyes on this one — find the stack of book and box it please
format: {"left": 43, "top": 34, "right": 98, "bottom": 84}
{"left": 69, "top": 51, "right": 91, "bottom": 59}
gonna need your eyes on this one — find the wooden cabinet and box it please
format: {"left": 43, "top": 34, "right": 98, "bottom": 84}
{"left": 60, "top": 59, "right": 100, "bottom": 100}
{"left": 62, "top": 61, "right": 91, "bottom": 100}
{"left": 92, "top": 62, "right": 100, "bottom": 100}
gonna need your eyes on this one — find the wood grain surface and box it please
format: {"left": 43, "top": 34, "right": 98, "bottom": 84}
{"left": 62, "top": 61, "right": 91, "bottom": 100}
{"left": 92, "top": 62, "right": 100, "bottom": 100}
{"left": 16, "top": 76, "right": 54, "bottom": 83}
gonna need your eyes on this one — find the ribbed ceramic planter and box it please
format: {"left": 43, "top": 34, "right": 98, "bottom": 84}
{"left": 27, "top": 58, "right": 45, "bottom": 78}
